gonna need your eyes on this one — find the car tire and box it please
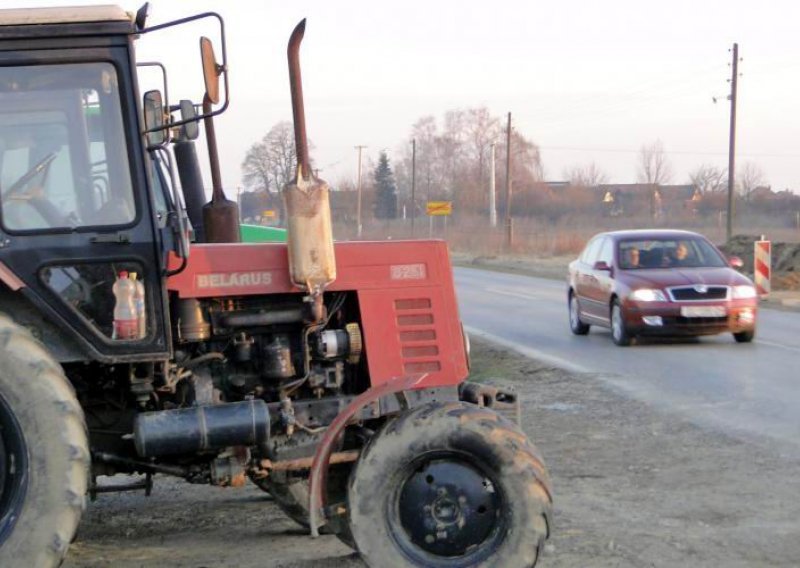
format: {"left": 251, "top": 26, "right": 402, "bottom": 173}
{"left": 0, "top": 314, "right": 89, "bottom": 568}
{"left": 733, "top": 330, "right": 755, "bottom": 343}
{"left": 610, "top": 299, "right": 633, "bottom": 346}
{"left": 568, "top": 292, "right": 590, "bottom": 335}
{"left": 347, "top": 402, "right": 552, "bottom": 568}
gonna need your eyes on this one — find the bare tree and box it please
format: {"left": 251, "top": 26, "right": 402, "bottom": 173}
{"left": 737, "top": 162, "right": 767, "bottom": 200}
{"left": 637, "top": 140, "right": 673, "bottom": 185}
{"left": 563, "top": 162, "right": 609, "bottom": 187}
{"left": 241, "top": 121, "right": 306, "bottom": 223}
{"left": 688, "top": 164, "right": 727, "bottom": 194}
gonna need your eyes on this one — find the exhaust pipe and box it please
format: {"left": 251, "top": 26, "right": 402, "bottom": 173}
{"left": 283, "top": 19, "right": 336, "bottom": 296}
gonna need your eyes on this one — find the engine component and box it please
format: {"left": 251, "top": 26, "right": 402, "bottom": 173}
{"left": 262, "top": 335, "right": 295, "bottom": 379}
{"left": 133, "top": 400, "right": 270, "bottom": 457}
{"left": 177, "top": 298, "right": 211, "bottom": 341}
{"left": 233, "top": 332, "right": 254, "bottom": 362}
{"left": 345, "top": 323, "right": 363, "bottom": 364}
{"left": 316, "top": 323, "right": 362, "bottom": 364}
{"left": 221, "top": 308, "right": 306, "bottom": 328}
{"left": 210, "top": 448, "right": 250, "bottom": 487}
{"left": 308, "top": 361, "right": 344, "bottom": 391}
{"left": 317, "top": 329, "right": 349, "bottom": 358}
{"left": 191, "top": 367, "right": 215, "bottom": 405}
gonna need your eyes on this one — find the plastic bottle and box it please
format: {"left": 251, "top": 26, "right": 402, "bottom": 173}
{"left": 130, "top": 272, "right": 146, "bottom": 339}
{"left": 112, "top": 271, "right": 137, "bottom": 340}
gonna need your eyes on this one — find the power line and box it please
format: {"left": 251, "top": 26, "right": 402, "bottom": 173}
{"left": 539, "top": 145, "right": 800, "bottom": 159}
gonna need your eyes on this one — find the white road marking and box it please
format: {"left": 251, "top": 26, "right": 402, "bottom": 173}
{"left": 485, "top": 286, "right": 561, "bottom": 301}
{"left": 754, "top": 339, "right": 800, "bottom": 354}
{"left": 464, "top": 325, "right": 591, "bottom": 374}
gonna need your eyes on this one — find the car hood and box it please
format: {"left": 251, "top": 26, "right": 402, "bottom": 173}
{"left": 620, "top": 267, "right": 753, "bottom": 289}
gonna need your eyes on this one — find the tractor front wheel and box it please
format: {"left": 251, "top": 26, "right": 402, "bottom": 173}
{"left": 0, "top": 314, "right": 89, "bottom": 567}
{"left": 347, "top": 402, "right": 552, "bottom": 567}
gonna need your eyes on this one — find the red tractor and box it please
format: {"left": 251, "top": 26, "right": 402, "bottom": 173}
{"left": 0, "top": 5, "right": 551, "bottom": 567}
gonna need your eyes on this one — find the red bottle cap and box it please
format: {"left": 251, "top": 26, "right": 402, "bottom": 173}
{"left": 119, "top": 271, "right": 128, "bottom": 278}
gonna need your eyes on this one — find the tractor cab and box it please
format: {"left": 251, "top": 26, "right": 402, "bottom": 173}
{"left": 0, "top": 5, "right": 223, "bottom": 362}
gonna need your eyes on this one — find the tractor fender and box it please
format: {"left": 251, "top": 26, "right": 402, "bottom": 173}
{"left": 307, "top": 373, "right": 426, "bottom": 536}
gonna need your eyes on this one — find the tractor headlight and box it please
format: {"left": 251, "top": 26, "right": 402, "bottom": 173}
{"left": 732, "top": 285, "right": 757, "bottom": 299}
{"left": 630, "top": 289, "right": 667, "bottom": 302}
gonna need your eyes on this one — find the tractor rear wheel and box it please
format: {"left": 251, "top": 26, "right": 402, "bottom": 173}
{"left": 0, "top": 314, "right": 89, "bottom": 567}
{"left": 347, "top": 402, "right": 552, "bottom": 567}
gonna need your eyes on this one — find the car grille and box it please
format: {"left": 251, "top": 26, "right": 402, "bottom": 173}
{"left": 665, "top": 316, "right": 729, "bottom": 327}
{"left": 668, "top": 286, "right": 729, "bottom": 302}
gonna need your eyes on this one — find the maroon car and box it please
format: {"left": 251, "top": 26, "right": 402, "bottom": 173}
{"left": 567, "top": 230, "right": 758, "bottom": 346}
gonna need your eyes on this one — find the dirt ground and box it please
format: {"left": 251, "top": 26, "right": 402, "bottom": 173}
{"left": 64, "top": 337, "right": 800, "bottom": 567}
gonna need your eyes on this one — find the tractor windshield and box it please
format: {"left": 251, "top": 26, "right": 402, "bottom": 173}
{"left": 0, "top": 62, "right": 135, "bottom": 231}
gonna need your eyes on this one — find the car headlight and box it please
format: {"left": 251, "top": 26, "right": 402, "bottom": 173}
{"left": 732, "top": 285, "right": 757, "bottom": 299}
{"left": 630, "top": 288, "right": 667, "bottom": 302}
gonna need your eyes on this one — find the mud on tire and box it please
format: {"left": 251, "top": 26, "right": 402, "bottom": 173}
{"left": 0, "top": 314, "right": 89, "bottom": 567}
{"left": 347, "top": 401, "right": 552, "bottom": 568}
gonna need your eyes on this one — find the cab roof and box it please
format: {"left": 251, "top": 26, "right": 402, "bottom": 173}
{"left": 0, "top": 5, "right": 131, "bottom": 26}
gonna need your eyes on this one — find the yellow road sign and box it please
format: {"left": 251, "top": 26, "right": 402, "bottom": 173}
{"left": 426, "top": 201, "right": 452, "bottom": 216}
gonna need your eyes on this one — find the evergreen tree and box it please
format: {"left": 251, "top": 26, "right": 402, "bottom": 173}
{"left": 373, "top": 151, "right": 398, "bottom": 219}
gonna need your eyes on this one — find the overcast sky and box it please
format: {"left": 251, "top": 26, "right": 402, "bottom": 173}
{"left": 12, "top": 0, "right": 800, "bottom": 193}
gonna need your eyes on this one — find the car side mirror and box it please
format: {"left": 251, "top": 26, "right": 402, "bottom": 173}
{"left": 729, "top": 256, "right": 744, "bottom": 269}
{"left": 143, "top": 90, "right": 166, "bottom": 148}
{"left": 594, "top": 260, "right": 612, "bottom": 272}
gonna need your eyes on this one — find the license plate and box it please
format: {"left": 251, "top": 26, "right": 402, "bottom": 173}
{"left": 680, "top": 306, "right": 727, "bottom": 317}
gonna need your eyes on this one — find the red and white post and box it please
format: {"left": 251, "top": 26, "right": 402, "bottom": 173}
{"left": 754, "top": 237, "right": 771, "bottom": 297}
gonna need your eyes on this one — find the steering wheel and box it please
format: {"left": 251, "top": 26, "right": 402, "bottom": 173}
{"left": 3, "top": 152, "right": 58, "bottom": 199}
{"left": 1, "top": 152, "right": 65, "bottom": 227}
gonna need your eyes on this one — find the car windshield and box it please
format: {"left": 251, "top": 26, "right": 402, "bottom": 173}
{"left": 618, "top": 238, "right": 727, "bottom": 269}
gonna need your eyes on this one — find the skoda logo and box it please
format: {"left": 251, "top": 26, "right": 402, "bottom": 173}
{"left": 694, "top": 284, "right": 708, "bottom": 294}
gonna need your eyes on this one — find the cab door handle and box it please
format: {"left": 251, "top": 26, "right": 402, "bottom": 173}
{"left": 91, "top": 233, "right": 131, "bottom": 244}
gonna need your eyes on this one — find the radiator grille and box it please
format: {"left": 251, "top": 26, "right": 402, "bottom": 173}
{"left": 668, "top": 286, "right": 729, "bottom": 301}
{"left": 396, "top": 298, "right": 441, "bottom": 374}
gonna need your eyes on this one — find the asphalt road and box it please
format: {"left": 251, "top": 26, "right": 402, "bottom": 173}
{"left": 455, "top": 266, "right": 800, "bottom": 456}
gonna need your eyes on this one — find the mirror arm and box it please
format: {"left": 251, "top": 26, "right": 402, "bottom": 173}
{"left": 137, "top": 11, "right": 229, "bottom": 135}
{"left": 137, "top": 61, "right": 169, "bottom": 114}
{"left": 154, "top": 147, "right": 190, "bottom": 276}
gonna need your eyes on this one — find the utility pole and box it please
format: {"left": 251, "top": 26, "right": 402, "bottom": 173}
{"left": 489, "top": 141, "right": 497, "bottom": 228}
{"left": 726, "top": 43, "right": 739, "bottom": 244}
{"left": 504, "top": 112, "right": 513, "bottom": 248}
{"left": 411, "top": 138, "right": 416, "bottom": 237}
{"left": 355, "top": 145, "right": 367, "bottom": 238}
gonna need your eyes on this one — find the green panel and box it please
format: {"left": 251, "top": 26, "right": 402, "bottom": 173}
{"left": 239, "top": 223, "right": 287, "bottom": 243}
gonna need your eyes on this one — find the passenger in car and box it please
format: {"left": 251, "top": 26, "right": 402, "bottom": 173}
{"left": 621, "top": 247, "right": 640, "bottom": 269}
{"left": 664, "top": 241, "right": 691, "bottom": 267}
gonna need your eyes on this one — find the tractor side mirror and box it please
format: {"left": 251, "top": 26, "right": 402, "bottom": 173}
{"left": 143, "top": 90, "right": 166, "bottom": 147}
{"left": 200, "top": 37, "right": 221, "bottom": 104}
{"left": 179, "top": 100, "right": 199, "bottom": 140}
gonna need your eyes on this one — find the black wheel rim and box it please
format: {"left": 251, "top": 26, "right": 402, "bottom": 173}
{"left": 0, "top": 392, "right": 28, "bottom": 545}
{"left": 392, "top": 452, "right": 506, "bottom": 562}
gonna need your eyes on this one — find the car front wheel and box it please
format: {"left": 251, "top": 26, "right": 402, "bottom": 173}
{"left": 733, "top": 329, "right": 755, "bottom": 343}
{"left": 610, "top": 300, "right": 633, "bottom": 346}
